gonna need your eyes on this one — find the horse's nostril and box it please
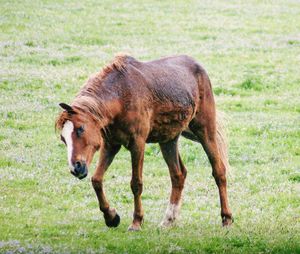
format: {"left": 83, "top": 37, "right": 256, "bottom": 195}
{"left": 74, "top": 161, "right": 81, "bottom": 174}
{"left": 75, "top": 161, "right": 81, "bottom": 168}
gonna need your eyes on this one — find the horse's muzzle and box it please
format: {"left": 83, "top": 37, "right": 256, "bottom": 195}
{"left": 71, "top": 161, "right": 88, "bottom": 180}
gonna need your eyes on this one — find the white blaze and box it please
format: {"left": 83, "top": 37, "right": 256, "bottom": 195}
{"left": 61, "top": 120, "right": 74, "bottom": 170}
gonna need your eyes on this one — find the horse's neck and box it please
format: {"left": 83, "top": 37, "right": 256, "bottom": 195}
{"left": 99, "top": 98, "right": 122, "bottom": 126}
{"left": 74, "top": 76, "right": 123, "bottom": 127}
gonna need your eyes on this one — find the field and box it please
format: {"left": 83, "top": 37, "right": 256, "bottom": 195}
{"left": 0, "top": 0, "right": 300, "bottom": 253}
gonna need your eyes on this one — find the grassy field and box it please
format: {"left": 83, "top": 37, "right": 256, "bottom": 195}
{"left": 1, "top": 0, "right": 300, "bottom": 253}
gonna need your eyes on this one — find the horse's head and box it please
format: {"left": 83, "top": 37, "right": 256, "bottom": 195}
{"left": 56, "top": 103, "right": 101, "bottom": 179}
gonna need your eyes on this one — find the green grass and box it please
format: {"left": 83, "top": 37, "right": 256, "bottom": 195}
{"left": 1, "top": 0, "right": 300, "bottom": 253}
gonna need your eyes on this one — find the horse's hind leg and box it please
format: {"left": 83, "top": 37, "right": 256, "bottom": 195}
{"left": 189, "top": 114, "right": 233, "bottom": 226}
{"left": 159, "top": 136, "right": 187, "bottom": 227}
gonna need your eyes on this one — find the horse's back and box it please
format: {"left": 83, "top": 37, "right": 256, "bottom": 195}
{"left": 128, "top": 55, "right": 202, "bottom": 108}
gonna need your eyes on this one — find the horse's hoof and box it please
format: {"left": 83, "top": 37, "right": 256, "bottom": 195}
{"left": 128, "top": 223, "right": 141, "bottom": 231}
{"left": 160, "top": 218, "right": 175, "bottom": 228}
{"left": 222, "top": 216, "right": 234, "bottom": 227}
{"left": 105, "top": 213, "right": 120, "bottom": 228}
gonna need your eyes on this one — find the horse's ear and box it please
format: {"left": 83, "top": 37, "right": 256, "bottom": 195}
{"left": 59, "top": 103, "right": 76, "bottom": 114}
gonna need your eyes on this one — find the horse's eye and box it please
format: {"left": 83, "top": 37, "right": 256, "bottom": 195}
{"left": 60, "top": 135, "right": 66, "bottom": 145}
{"left": 76, "top": 126, "right": 84, "bottom": 137}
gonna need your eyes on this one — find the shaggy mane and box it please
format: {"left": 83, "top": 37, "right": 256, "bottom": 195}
{"left": 56, "top": 53, "right": 132, "bottom": 131}
{"left": 98, "top": 53, "right": 131, "bottom": 79}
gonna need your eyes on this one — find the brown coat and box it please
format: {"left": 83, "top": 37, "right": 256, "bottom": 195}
{"left": 56, "top": 54, "right": 232, "bottom": 230}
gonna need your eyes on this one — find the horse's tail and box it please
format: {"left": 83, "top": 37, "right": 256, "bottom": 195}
{"left": 216, "top": 111, "right": 230, "bottom": 172}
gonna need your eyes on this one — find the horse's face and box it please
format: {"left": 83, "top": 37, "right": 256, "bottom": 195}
{"left": 58, "top": 103, "right": 101, "bottom": 179}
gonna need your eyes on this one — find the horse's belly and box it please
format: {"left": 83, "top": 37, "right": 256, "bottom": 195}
{"left": 146, "top": 107, "right": 193, "bottom": 143}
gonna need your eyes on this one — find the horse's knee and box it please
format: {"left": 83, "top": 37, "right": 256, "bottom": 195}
{"left": 91, "top": 176, "right": 103, "bottom": 189}
{"left": 130, "top": 180, "right": 143, "bottom": 196}
{"left": 91, "top": 175, "right": 102, "bottom": 184}
{"left": 212, "top": 171, "right": 227, "bottom": 185}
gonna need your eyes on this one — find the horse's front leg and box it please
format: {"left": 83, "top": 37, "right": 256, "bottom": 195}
{"left": 128, "top": 138, "right": 145, "bottom": 231}
{"left": 91, "top": 143, "right": 121, "bottom": 227}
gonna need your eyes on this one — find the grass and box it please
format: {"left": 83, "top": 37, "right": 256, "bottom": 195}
{"left": 0, "top": 0, "right": 300, "bottom": 253}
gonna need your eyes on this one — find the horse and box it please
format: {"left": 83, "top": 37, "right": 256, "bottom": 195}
{"left": 55, "top": 54, "right": 233, "bottom": 231}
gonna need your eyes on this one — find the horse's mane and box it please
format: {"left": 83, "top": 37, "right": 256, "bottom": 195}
{"left": 56, "top": 53, "right": 132, "bottom": 130}
{"left": 99, "top": 53, "right": 130, "bottom": 79}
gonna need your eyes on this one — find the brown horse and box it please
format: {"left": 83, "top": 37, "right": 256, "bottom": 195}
{"left": 55, "top": 54, "right": 233, "bottom": 231}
